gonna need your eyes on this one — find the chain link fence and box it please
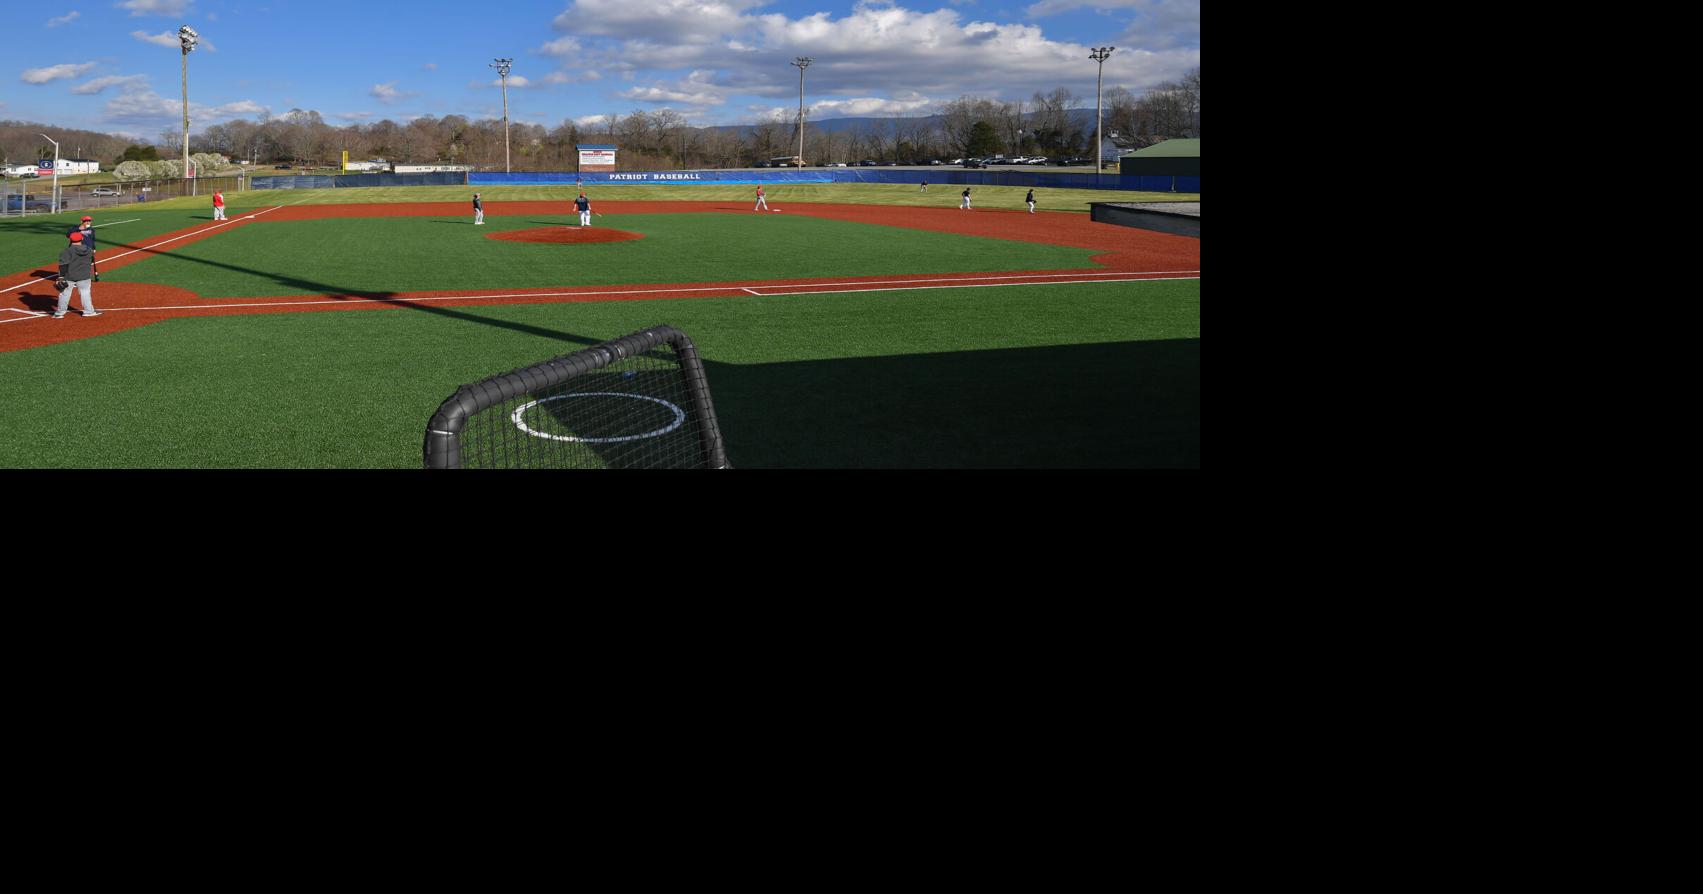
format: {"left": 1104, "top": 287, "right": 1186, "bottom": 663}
{"left": 0, "top": 174, "right": 247, "bottom": 217}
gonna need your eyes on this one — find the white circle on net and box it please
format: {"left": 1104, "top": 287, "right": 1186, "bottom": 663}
{"left": 511, "top": 392, "right": 687, "bottom": 444}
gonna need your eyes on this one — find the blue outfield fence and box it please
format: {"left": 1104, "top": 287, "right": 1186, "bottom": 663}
{"left": 252, "top": 172, "right": 470, "bottom": 190}
{"left": 253, "top": 169, "right": 1198, "bottom": 192}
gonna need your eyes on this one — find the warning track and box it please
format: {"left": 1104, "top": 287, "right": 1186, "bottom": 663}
{"left": 1, "top": 200, "right": 1199, "bottom": 353}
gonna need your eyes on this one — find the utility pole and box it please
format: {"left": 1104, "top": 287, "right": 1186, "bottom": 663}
{"left": 792, "top": 57, "right": 812, "bottom": 169}
{"left": 1090, "top": 47, "right": 1115, "bottom": 174}
{"left": 180, "top": 25, "right": 199, "bottom": 195}
{"left": 40, "top": 134, "right": 60, "bottom": 214}
{"left": 490, "top": 58, "right": 514, "bottom": 173}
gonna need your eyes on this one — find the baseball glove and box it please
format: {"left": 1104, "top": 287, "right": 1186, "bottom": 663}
{"left": 53, "top": 278, "right": 69, "bottom": 292}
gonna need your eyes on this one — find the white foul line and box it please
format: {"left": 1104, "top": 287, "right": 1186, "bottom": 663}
{"left": 748, "top": 275, "right": 1200, "bottom": 298}
{"left": 1, "top": 205, "right": 287, "bottom": 296}
{"left": 91, "top": 219, "right": 142, "bottom": 228}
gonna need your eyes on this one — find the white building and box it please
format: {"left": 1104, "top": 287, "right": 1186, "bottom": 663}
{"left": 51, "top": 159, "right": 102, "bottom": 174}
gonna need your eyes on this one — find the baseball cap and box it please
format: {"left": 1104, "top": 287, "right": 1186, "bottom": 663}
{"left": 81, "top": 215, "right": 92, "bottom": 221}
{"left": 69, "top": 232, "right": 83, "bottom": 242}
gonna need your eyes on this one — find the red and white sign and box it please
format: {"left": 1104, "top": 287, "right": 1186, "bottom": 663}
{"left": 579, "top": 149, "right": 617, "bottom": 167}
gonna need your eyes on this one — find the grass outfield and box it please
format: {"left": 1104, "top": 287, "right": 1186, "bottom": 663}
{"left": 196, "top": 182, "right": 1196, "bottom": 213}
{"left": 0, "top": 280, "right": 1200, "bottom": 468}
{"left": 101, "top": 213, "right": 1100, "bottom": 298}
{"left": 3, "top": 181, "right": 1196, "bottom": 275}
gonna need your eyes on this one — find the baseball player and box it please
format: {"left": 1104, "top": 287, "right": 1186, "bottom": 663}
{"left": 68, "top": 216, "right": 98, "bottom": 280}
{"left": 1026, "top": 189, "right": 1036, "bottom": 214}
{"left": 472, "top": 193, "right": 484, "bottom": 225}
{"left": 54, "top": 232, "right": 101, "bottom": 319}
{"left": 754, "top": 186, "right": 770, "bottom": 212}
{"left": 920, "top": 180, "right": 929, "bottom": 192}
{"left": 575, "top": 193, "right": 592, "bottom": 227}
{"left": 960, "top": 188, "right": 972, "bottom": 210}
{"left": 212, "top": 189, "right": 227, "bottom": 220}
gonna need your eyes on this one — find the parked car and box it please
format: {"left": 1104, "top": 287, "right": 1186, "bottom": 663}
{"left": 962, "top": 158, "right": 988, "bottom": 169}
{"left": 857, "top": 159, "right": 878, "bottom": 166}
{"left": 930, "top": 159, "right": 944, "bottom": 165}
{"left": 91, "top": 187, "right": 122, "bottom": 197}
{"left": 3, "top": 195, "right": 56, "bottom": 212}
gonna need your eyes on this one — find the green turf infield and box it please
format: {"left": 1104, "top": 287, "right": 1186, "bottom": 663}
{"left": 99, "top": 213, "right": 1103, "bottom": 298}
{"left": 0, "top": 208, "right": 221, "bottom": 279}
{"left": 0, "top": 279, "right": 1200, "bottom": 468}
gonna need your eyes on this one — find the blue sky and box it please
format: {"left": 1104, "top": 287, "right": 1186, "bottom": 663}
{"left": 5, "top": 0, "right": 1199, "bottom": 140}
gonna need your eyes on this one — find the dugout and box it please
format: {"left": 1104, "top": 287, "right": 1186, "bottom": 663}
{"left": 1119, "top": 139, "right": 1200, "bottom": 179}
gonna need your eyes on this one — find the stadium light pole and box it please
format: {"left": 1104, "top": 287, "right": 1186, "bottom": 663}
{"left": 491, "top": 58, "right": 514, "bottom": 173}
{"left": 792, "top": 57, "right": 812, "bottom": 169}
{"left": 40, "top": 134, "right": 60, "bottom": 214}
{"left": 1090, "top": 46, "right": 1115, "bottom": 173}
{"left": 179, "top": 26, "right": 199, "bottom": 196}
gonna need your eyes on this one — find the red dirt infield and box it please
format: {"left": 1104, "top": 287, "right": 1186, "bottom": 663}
{"left": 486, "top": 226, "right": 644, "bottom": 244}
{"left": 2, "top": 200, "right": 1200, "bottom": 353}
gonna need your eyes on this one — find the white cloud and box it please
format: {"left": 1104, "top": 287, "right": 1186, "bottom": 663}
{"left": 544, "top": 0, "right": 1199, "bottom": 115}
{"left": 131, "top": 30, "right": 180, "bottom": 47}
{"left": 47, "top": 12, "right": 80, "bottom": 26}
{"left": 21, "top": 63, "right": 98, "bottom": 84}
{"left": 119, "top": 0, "right": 194, "bottom": 16}
{"left": 370, "top": 82, "right": 408, "bottom": 103}
{"left": 538, "top": 37, "right": 583, "bottom": 57}
{"left": 616, "top": 70, "right": 728, "bottom": 107}
{"left": 104, "top": 89, "right": 268, "bottom": 125}
{"left": 423, "top": 63, "right": 438, "bottom": 71}
{"left": 337, "top": 111, "right": 375, "bottom": 121}
{"left": 473, "top": 75, "right": 534, "bottom": 89}
{"left": 72, "top": 75, "right": 152, "bottom": 95}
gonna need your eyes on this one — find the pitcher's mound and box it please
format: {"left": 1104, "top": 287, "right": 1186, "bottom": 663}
{"left": 487, "top": 227, "right": 644, "bottom": 245}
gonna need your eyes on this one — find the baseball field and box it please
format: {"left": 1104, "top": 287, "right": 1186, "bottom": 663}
{"left": 0, "top": 184, "right": 1200, "bottom": 468}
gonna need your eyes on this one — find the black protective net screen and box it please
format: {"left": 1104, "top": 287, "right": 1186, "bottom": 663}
{"left": 459, "top": 345, "right": 708, "bottom": 469}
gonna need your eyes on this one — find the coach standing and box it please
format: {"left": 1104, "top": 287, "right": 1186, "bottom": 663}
{"left": 54, "top": 232, "right": 101, "bottom": 319}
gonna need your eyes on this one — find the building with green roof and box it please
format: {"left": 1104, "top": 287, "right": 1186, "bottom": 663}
{"left": 1119, "top": 139, "right": 1200, "bottom": 177}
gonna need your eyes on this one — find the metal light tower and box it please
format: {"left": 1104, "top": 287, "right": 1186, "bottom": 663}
{"left": 490, "top": 58, "right": 514, "bottom": 173}
{"left": 1090, "top": 47, "right": 1115, "bottom": 173}
{"left": 792, "top": 57, "right": 812, "bottom": 169}
{"left": 40, "top": 134, "right": 60, "bottom": 214}
{"left": 179, "top": 26, "right": 199, "bottom": 195}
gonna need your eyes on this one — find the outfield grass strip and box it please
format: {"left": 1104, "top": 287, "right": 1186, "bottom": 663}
{"left": 3, "top": 204, "right": 288, "bottom": 295}
{"left": 88, "top": 271, "right": 1202, "bottom": 314}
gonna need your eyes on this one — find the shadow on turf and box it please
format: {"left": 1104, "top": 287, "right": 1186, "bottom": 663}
{"left": 94, "top": 246, "right": 604, "bottom": 347}
{"left": 696, "top": 339, "right": 1200, "bottom": 469}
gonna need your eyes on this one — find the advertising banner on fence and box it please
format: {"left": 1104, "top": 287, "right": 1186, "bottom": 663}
{"left": 578, "top": 144, "right": 617, "bottom": 167}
